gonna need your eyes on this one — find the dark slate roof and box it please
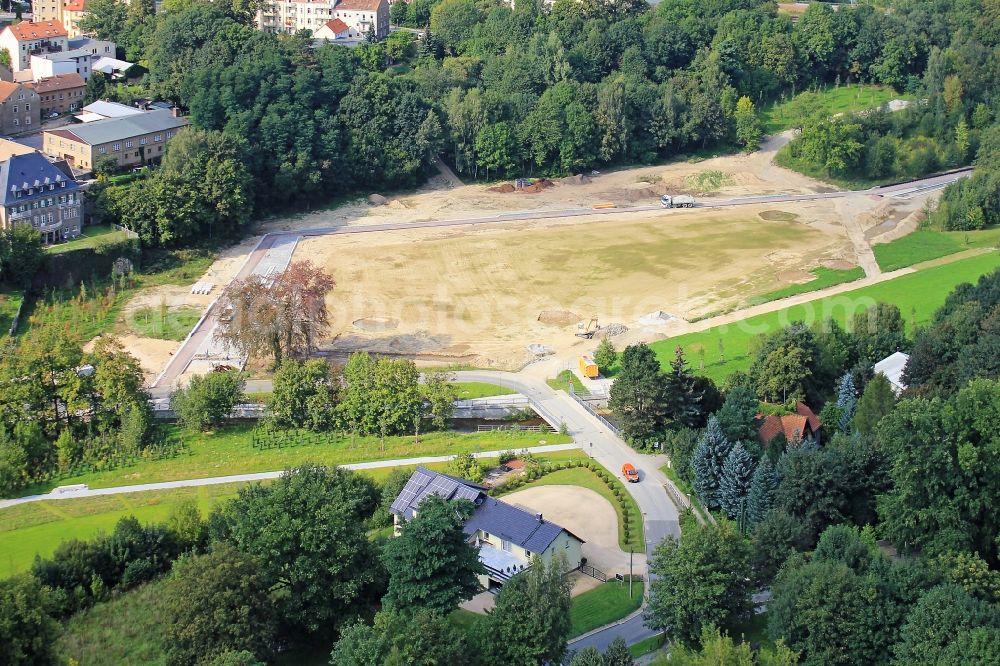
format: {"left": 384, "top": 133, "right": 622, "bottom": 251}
{"left": 389, "top": 466, "right": 487, "bottom": 520}
{"left": 0, "top": 152, "right": 78, "bottom": 206}
{"left": 389, "top": 467, "right": 583, "bottom": 554}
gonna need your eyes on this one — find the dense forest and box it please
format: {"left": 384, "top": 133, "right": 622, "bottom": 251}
{"left": 74, "top": 0, "right": 1000, "bottom": 247}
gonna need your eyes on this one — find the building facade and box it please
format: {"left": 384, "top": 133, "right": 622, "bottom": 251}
{"left": 0, "top": 81, "right": 41, "bottom": 135}
{"left": 30, "top": 37, "right": 117, "bottom": 82}
{"left": 0, "top": 20, "right": 70, "bottom": 73}
{"left": 32, "top": 0, "right": 88, "bottom": 38}
{"left": 42, "top": 108, "right": 188, "bottom": 171}
{"left": 0, "top": 151, "right": 83, "bottom": 243}
{"left": 257, "top": 0, "right": 388, "bottom": 39}
{"left": 25, "top": 72, "right": 85, "bottom": 115}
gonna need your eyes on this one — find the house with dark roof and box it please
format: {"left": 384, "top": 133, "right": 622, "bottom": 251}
{"left": 758, "top": 401, "right": 822, "bottom": 447}
{"left": 0, "top": 151, "right": 82, "bottom": 243}
{"left": 25, "top": 72, "right": 85, "bottom": 115}
{"left": 390, "top": 467, "right": 585, "bottom": 591}
{"left": 0, "top": 81, "right": 40, "bottom": 135}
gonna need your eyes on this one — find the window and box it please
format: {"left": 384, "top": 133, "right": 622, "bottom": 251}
{"left": 25, "top": 104, "right": 29, "bottom": 111}
{"left": 139, "top": 137, "right": 147, "bottom": 145}
{"left": 25, "top": 117, "right": 30, "bottom": 125}
{"left": 482, "top": 532, "right": 490, "bottom": 540}
{"left": 501, "top": 540, "right": 511, "bottom": 552}
{"left": 154, "top": 134, "right": 161, "bottom": 142}
{"left": 98, "top": 146, "right": 107, "bottom": 154}
{"left": 12, "top": 118, "right": 17, "bottom": 126}
{"left": 125, "top": 140, "right": 133, "bottom": 148}
{"left": 112, "top": 143, "right": 120, "bottom": 151}
{"left": 12, "top": 106, "right": 17, "bottom": 113}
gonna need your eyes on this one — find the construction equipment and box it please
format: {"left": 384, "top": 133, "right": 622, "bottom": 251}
{"left": 579, "top": 355, "right": 599, "bottom": 379}
{"left": 575, "top": 317, "right": 600, "bottom": 339}
{"left": 660, "top": 194, "right": 696, "bottom": 208}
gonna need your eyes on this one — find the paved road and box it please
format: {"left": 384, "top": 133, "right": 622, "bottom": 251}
{"left": 149, "top": 169, "right": 970, "bottom": 397}
{"left": 0, "top": 443, "right": 578, "bottom": 510}
{"left": 452, "top": 371, "right": 677, "bottom": 652}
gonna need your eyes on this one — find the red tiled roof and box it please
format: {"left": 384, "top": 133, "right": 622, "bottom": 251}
{"left": 0, "top": 81, "right": 22, "bottom": 103}
{"left": 323, "top": 18, "right": 350, "bottom": 33}
{"left": 63, "top": 0, "right": 87, "bottom": 12}
{"left": 335, "top": 0, "right": 383, "bottom": 11}
{"left": 8, "top": 20, "right": 68, "bottom": 41}
{"left": 25, "top": 73, "right": 85, "bottom": 94}
{"left": 795, "top": 401, "right": 821, "bottom": 432}
{"left": 757, "top": 403, "right": 822, "bottom": 444}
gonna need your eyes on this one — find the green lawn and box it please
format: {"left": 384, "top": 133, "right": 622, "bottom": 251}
{"left": 46, "top": 224, "right": 129, "bottom": 254}
{"left": 569, "top": 580, "right": 644, "bottom": 638}
{"left": 873, "top": 227, "right": 1000, "bottom": 271}
{"left": 749, "top": 266, "right": 865, "bottom": 305}
{"left": 651, "top": 251, "right": 1000, "bottom": 382}
{"left": 0, "top": 287, "right": 23, "bottom": 335}
{"left": 761, "top": 84, "right": 908, "bottom": 134}
{"left": 125, "top": 305, "right": 203, "bottom": 341}
{"left": 499, "top": 465, "right": 644, "bottom": 552}
{"left": 19, "top": 425, "right": 573, "bottom": 495}
{"left": 451, "top": 381, "right": 517, "bottom": 399}
{"left": 0, "top": 451, "right": 584, "bottom": 579}
{"left": 630, "top": 633, "right": 666, "bottom": 658}
{"left": 547, "top": 369, "right": 590, "bottom": 395}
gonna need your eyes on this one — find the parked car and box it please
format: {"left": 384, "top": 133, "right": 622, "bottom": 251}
{"left": 622, "top": 463, "right": 639, "bottom": 483}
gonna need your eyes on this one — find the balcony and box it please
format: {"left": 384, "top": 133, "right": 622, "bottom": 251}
{"left": 9, "top": 209, "right": 31, "bottom": 221}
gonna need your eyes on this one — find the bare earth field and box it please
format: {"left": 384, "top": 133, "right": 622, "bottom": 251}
{"left": 295, "top": 203, "right": 852, "bottom": 369}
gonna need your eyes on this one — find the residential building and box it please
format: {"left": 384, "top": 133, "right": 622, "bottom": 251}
{"left": 390, "top": 467, "right": 585, "bottom": 591}
{"left": 0, "top": 138, "right": 36, "bottom": 161}
{"left": 25, "top": 72, "right": 85, "bottom": 115}
{"left": 257, "top": 0, "right": 388, "bottom": 40}
{"left": 0, "top": 81, "right": 40, "bottom": 135}
{"left": 30, "top": 36, "right": 117, "bottom": 81}
{"left": 758, "top": 401, "right": 822, "bottom": 448}
{"left": 0, "top": 20, "right": 70, "bottom": 73}
{"left": 874, "top": 351, "right": 910, "bottom": 395}
{"left": 313, "top": 18, "right": 350, "bottom": 40}
{"left": 75, "top": 99, "right": 144, "bottom": 122}
{"left": 32, "top": 0, "right": 89, "bottom": 38}
{"left": 42, "top": 108, "right": 188, "bottom": 171}
{"left": 0, "top": 151, "right": 83, "bottom": 243}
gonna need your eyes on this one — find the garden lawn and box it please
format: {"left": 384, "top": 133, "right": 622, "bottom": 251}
{"left": 547, "top": 369, "right": 590, "bottom": 395}
{"left": 761, "top": 84, "right": 908, "bottom": 134}
{"left": 126, "top": 305, "right": 203, "bottom": 341}
{"left": 0, "top": 287, "right": 22, "bottom": 335}
{"left": 450, "top": 381, "right": 517, "bottom": 399}
{"left": 651, "top": 251, "right": 1000, "bottom": 382}
{"left": 873, "top": 227, "right": 1000, "bottom": 271}
{"left": 46, "top": 224, "right": 129, "bottom": 254}
{"left": 569, "top": 580, "right": 644, "bottom": 638}
{"left": 20, "top": 425, "right": 573, "bottom": 494}
{"left": 498, "top": 464, "right": 644, "bottom": 552}
{"left": 0, "top": 452, "right": 583, "bottom": 579}
{"left": 630, "top": 633, "right": 666, "bottom": 658}
{"left": 749, "top": 266, "right": 864, "bottom": 305}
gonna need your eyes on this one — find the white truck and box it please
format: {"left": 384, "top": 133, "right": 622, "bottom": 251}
{"left": 660, "top": 194, "right": 696, "bottom": 208}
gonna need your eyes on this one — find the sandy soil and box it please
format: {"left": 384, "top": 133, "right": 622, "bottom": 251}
{"left": 502, "top": 485, "right": 642, "bottom": 576}
{"left": 294, "top": 203, "right": 852, "bottom": 369}
{"left": 83, "top": 333, "right": 180, "bottom": 383}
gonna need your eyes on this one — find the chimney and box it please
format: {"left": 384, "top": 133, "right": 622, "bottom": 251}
{"left": 536, "top": 513, "right": 543, "bottom": 522}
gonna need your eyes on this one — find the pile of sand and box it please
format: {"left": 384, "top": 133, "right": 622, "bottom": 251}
{"left": 537, "top": 310, "right": 579, "bottom": 326}
{"left": 488, "top": 183, "right": 516, "bottom": 193}
{"left": 352, "top": 317, "right": 399, "bottom": 332}
{"left": 558, "top": 174, "right": 590, "bottom": 186}
{"left": 519, "top": 178, "right": 555, "bottom": 194}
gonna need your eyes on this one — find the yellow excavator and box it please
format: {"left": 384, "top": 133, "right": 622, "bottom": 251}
{"left": 575, "top": 317, "right": 600, "bottom": 339}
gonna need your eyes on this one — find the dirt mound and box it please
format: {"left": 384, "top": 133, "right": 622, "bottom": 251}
{"left": 387, "top": 199, "right": 408, "bottom": 209}
{"left": 595, "top": 323, "right": 628, "bottom": 338}
{"left": 368, "top": 194, "right": 388, "bottom": 205}
{"left": 558, "top": 174, "right": 590, "bottom": 186}
{"left": 527, "top": 343, "right": 553, "bottom": 356}
{"left": 352, "top": 317, "right": 399, "bottom": 332}
{"left": 488, "top": 183, "right": 516, "bottom": 193}
{"left": 519, "top": 178, "right": 555, "bottom": 194}
{"left": 537, "top": 310, "right": 579, "bottom": 326}
{"left": 778, "top": 269, "right": 813, "bottom": 284}
{"left": 823, "top": 259, "right": 857, "bottom": 270}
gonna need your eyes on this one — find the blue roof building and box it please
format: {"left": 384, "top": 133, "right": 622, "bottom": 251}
{"left": 391, "top": 466, "right": 585, "bottom": 591}
{"left": 0, "top": 151, "right": 82, "bottom": 244}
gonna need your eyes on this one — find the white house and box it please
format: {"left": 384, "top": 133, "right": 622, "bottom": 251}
{"left": 874, "top": 351, "right": 910, "bottom": 396}
{"left": 0, "top": 20, "right": 70, "bottom": 73}
{"left": 29, "top": 37, "right": 117, "bottom": 82}
{"left": 313, "top": 18, "right": 351, "bottom": 40}
{"left": 331, "top": 0, "right": 389, "bottom": 40}
{"left": 390, "top": 467, "right": 585, "bottom": 592}
{"left": 257, "top": 0, "right": 388, "bottom": 40}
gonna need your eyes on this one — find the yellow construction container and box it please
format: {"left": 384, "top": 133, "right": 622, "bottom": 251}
{"left": 579, "top": 355, "right": 599, "bottom": 379}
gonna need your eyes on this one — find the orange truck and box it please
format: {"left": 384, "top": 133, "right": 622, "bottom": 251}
{"left": 579, "top": 355, "right": 599, "bottom": 379}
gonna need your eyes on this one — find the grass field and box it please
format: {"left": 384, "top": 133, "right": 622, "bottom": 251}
{"left": 651, "top": 251, "right": 1000, "bottom": 382}
{"left": 873, "top": 228, "right": 1000, "bottom": 271}
{"left": 761, "top": 85, "right": 907, "bottom": 134}
{"left": 125, "top": 304, "right": 203, "bottom": 341}
{"left": 499, "top": 465, "right": 644, "bottom": 552}
{"left": 46, "top": 224, "right": 129, "bottom": 255}
{"left": 1, "top": 451, "right": 584, "bottom": 578}
{"left": 630, "top": 633, "right": 666, "bottom": 658}
{"left": 569, "top": 580, "right": 644, "bottom": 638}
{"left": 451, "top": 381, "right": 517, "bottom": 399}
{"left": 0, "top": 287, "right": 22, "bottom": 335}
{"left": 749, "top": 266, "right": 865, "bottom": 305}
{"left": 19, "top": 425, "right": 573, "bottom": 494}
{"left": 547, "top": 369, "right": 590, "bottom": 395}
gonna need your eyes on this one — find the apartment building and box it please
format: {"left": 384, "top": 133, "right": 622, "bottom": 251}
{"left": 0, "top": 20, "right": 69, "bottom": 73}
{"left": 42, "top": 108, "right": 188, "bottom": 171}
{"left": 0, "top": 151, "right": 83, "bottom": 243}
{"left": 0, "top": 81, "right": 41, "bottom": 135}
{"left": 26, "top": 73, "right": 85, "bottom": 115}
{"left": 33, "top": 0, "right": 88, "bottom": 38}
{"left": 257, "top": 0, "right": 388, "bottom": 40}
{"left": 30, "top": 36, "right": 117, "bottom": 81}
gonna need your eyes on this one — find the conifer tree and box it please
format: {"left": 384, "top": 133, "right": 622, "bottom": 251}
{"left": 746, "top": 456, "right": 778, "bottom": 533}
{"left": 836, "top": 373, "right": 857, "bottom": 433}
{"left": 719, "top": 443, "right": 755, "bottom": 526}
{"left": 663, "top": 346, "right": 702, "bottom": 428}
{"left": 693, "top": 415, "right": 730, "bottom": 509}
